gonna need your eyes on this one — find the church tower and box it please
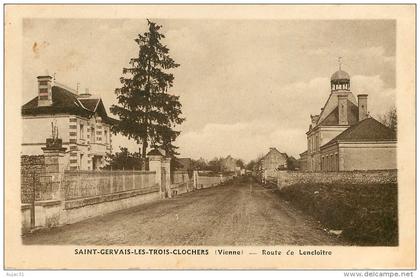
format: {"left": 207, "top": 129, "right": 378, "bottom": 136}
{"left": 330, "top": 57, "right": 350, "bottom": 92}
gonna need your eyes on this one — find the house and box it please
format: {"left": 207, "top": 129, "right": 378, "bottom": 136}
{"left": 298, "top": 151, "right": 308, "bottom": 171}
{"left": 320, "top": 118, "right": 396, "bottom": 171}
{"left": 220, "top": 155, "right": 237, "bottom": 172}
{"left": 303, "top": 65, "right": 397, "bottom": 172}
{"left": 173, "top": 157, "right": 192, "bottom": 171}
{"left": 21, "top": 75, "right": 117, "bottom": 170}
{"left": 258, "top": 147, "right": 288, "bottom": 177}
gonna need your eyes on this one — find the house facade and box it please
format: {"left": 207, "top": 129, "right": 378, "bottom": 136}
{"left": 303, "top": 67, "right": 397, "bottom": 172}
{"left": 220, "top": 155, "right": 237, "bottom": 172}
{"left": 22, "top": 75, "right": 116, "bottom": 170}
{"left": 258, "top": 147, "right": 288, "bottom": 177}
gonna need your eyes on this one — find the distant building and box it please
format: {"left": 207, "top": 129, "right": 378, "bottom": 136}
{"left": 303, "top": 65, "right": 397, "bottom": 172}
{"left": 298, "top": 151, "right": 308, "bottom": 171}
{"left": 174, "top": 157, "right": 192, "bottom": 171}
{"left": 220, "top": 155, "right": 237, "bottom": 172}
{"left": 258, "top": 147, "right": 288, "bottom": 177}
{"left": 21, "top": 75, "right": 117, "bottom": 170}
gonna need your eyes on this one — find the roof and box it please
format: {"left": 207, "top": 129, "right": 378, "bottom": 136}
{"left": 331, "top": 70, "right": 350, "bottom": 81}
{"left": 299, "top": 150, "right": 308, "bottom": 156}
{"left": 22, "top": 85, "right": 118, "bottom": 125}
{"left": 321, "top": 118, "right": 397, "bottom": 149}
{"left": 79, "top": 98, "right": 100, "bottom": 111}
{"left": 174, "top": 158, "right": 192, "bottom": 170}
{"left": 147, "top": 149, "right": 163, "bottom": 156}
{"left": 258, "top": 147, "right": 288, "bottom": 163}
{"left": 318, "top": 99, "right": 359, "bottom": 126}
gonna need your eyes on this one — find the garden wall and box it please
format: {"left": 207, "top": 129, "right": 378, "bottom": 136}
{"left": 275, "top": 170, "right": 397, "bottom": 189}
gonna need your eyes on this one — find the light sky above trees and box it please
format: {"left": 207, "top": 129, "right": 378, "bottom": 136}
{"left": 23, "top": 19, "right": 396, "bottom": 161}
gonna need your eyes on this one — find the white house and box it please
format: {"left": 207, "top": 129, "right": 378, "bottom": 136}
{"left": 21, "top": 75, "right": 117, "bottom": 170}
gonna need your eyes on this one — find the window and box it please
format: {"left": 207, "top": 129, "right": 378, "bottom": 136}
{"left": 104, "top": 129, "right": 108, "bottom": 144}
{"left": 80, "top": 123, "right": 84, "bottom": 139}
{"left": 80, "top": 153, "right": 84, "bottom": 170}
{"left": 91, "top": 126, "right": 95, "bottom": 143}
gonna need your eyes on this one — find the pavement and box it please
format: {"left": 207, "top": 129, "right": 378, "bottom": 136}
{"left": 22, "top": 176, "right": 344, "bottom": 245}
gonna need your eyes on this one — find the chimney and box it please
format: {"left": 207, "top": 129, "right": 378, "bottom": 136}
{"left": 338, "top": 94, "right": 348, "bottom": 125}
{"left": 78, "top": 88, "right": 92, "bottom": 98}
{"left": 37, "top": 75, "right": 53, "bottom": 107}
{"left": 358, "top": 94, "right": 368, "bottom": 121}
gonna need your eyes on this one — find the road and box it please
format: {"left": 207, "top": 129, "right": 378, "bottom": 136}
{"left": 22, "top": 176, "right": 344, "bottom": 245}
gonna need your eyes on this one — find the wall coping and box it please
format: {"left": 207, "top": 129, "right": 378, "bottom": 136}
{"left": 64, "top": 170, "right": 156, "bottom": 175}
{"left": 64, "top": 186, "right": 159, "bottom": 210}
{"left": 21, "top": 200, "right": 62, "bottom": 210}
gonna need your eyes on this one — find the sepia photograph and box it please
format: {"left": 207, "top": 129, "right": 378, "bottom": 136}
{"left": 4, "top": 4, "right": 416, "bottom": 270}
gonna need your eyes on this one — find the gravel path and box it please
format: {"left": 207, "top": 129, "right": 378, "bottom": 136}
{"left": 22, "top": 177, "right": 344, "bottom": 245}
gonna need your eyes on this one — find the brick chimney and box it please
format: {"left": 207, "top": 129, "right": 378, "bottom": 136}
{"left": 338, "top": 94, "right": 348, "bottom": 125}
{"left": 358, "top": 94, "right": 368, "bottom": 121}
{"left": 37, "top": 75, "right": 53, "bottom": 107}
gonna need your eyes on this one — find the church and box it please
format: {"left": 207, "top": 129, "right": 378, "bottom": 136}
{"left": 299, "top": 64, "right": 397, "bottom": 172}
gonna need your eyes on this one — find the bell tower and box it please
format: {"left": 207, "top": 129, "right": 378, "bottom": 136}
{"left": 330, "top": 57, "right": 350, "bottom": 92}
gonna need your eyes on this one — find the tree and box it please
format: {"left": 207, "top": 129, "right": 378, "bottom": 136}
{"left": 236, "top": 159, "right": 245, "bottom": 169}
{"left": 191, "top": 157, "right": 208, "bottom": 170}
{"left": 208, "top": 157, "right": 222, "bottom": 172}
{"left": 286, "top": 156, "right": 299, "bottom": 171}
{"left": 246, "top": 160, "right": 257, "bottom": 171}
{"left": 379, "top": 106, "right": 397, "bottom": 133}
{"left": 110, "top": 19, "right": 185, "bottom": 167}
{"left": 102, "top": 147, "right": 142, "bottom": 170}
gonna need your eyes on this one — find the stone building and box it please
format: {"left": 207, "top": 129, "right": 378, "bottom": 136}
{"left": 303, "top": 66, "right": 397, "bottom": 172}
{"left": 220, "top": 155, "right": 237, "bottom": 172}
{"left": 298, "top": 150, "right": 308, "bottom": 171}
{"left": 258, "top": 147, "right": 288, "bottom": 177}
{"left": 21, "top": 75, "right": 116, "bottom": 170}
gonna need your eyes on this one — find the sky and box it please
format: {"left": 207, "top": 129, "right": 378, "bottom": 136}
{"left": 22, "top": 19, "right": 396, "bottom": 162}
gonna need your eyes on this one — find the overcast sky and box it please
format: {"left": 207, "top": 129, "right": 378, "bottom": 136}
{"left": 22, "top": 19, "right": 396, "bottom": 162}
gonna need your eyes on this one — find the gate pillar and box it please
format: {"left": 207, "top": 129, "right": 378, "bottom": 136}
{"left": 147, "top": 149, "right": 164, "bottom": 198}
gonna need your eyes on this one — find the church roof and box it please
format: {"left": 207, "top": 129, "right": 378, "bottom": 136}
{"left": 22, "top": 85, "right": 118, "bottom": 125}
{"left": 321, "top": 118, "right": 396, "bottom": 149}
{"left": 331, "top": 70, "right": 350, "bottom": 81}
{"left": 318, "top": 100, "right": 359, "bottom": 126}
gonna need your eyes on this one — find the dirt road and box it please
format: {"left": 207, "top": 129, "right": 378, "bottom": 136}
{"left": 23, "top": 177, "right": 343, "bottom": 245}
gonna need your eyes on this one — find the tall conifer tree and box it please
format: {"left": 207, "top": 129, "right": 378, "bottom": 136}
{"left": 111, "top": 20, "right": 184, "bottom": 164}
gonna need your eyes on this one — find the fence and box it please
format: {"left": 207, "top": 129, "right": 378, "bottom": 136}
{"left": 21, "top": 149, "right": 237, "bottom": 233}
{"left": 195, "top": 172, "right": 234, "bottom": 189}
{"left": 64, "top": 170, "right": 156, "bottom": 200}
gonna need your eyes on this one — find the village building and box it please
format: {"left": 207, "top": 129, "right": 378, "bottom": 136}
{"left": 173, "top": 157, "right": 193, "bottom": 171}
{"left": 220, "top": 155, "right": 237, "bottom": 172}
{"left": 303, "top": 66, "right": 397, "bottom": 172}
{"left": 21, "top": 75, "right": 116, "bottom": 170}
{"left": 257, "top": 147, "right": 288, "bottom": 177}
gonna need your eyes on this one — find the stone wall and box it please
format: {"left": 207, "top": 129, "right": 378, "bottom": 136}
{"left": 21, "top": 150, "right": 237, "bottom": 234}
{"left": 21, "top": 155, "right": 46, "bottom": 203}
{"left": 276, "top": 170, "right": 398, "bottom": 189}
{"left": 171, "top": 170, "right": 192, "bottom": 195}
{"left": 64, "top": 170, "right": 156, "bottom": 200}
{"left": 196, "top": 173, "right": 234, "bottom": 189}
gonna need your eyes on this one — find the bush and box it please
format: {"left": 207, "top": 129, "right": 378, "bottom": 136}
{"left": 279, "top": 182, "right": 398, "bottom": 246}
